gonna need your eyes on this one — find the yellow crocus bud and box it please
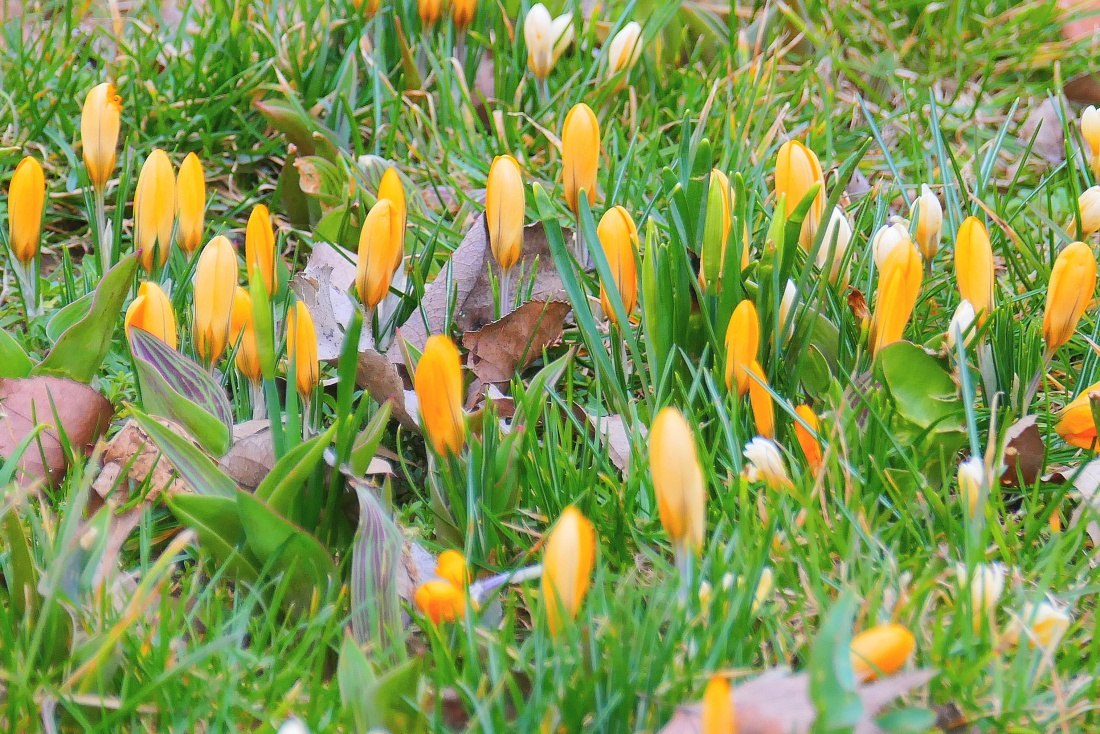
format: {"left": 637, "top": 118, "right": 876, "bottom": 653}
{"left": 648, "top": 407, "right": 706, "bottom": 557}
{"left": 1082, "top": 106, "right": 1100, "bottom": 181}
{"left": 414, "top": 335, "right": 467, "bottom": 456}
{"left": 414, "top": 580, "right": 466, "bottom": 624}
{"left": 701, "top": 676, "right": 735, "bottom": 734}
{"left": 1006, "top": 601, "right": 1070, "bottom": 652}
{"left": 956, "top": 562, "right": 1006, "bottom": 631}
{"left": 176, "top": 152, "right": 205, "bottom": 256}
{"left": 124, "top": 281, "right": 177, "bottom": 349}
{"left": 957, "top": 456, "right": 984, "bottom": 516}
{"left": 524, "top": 4, "right": 574, "bottom": 81}
{"left": 7, "top": 156, "right": 45, "bottom": 266}
{"left": 356, "top": 199, "right": 403, "bottom": 310}
{"left": 1077, "top": 186, "right": 1100, "bottom": 237}
{"left": 746, "top": 361, "right": 774, "bottom": 439}
{"left": 436, "top": 550, "right": 470, "bottom": 588}
{"left": 541, "top": 506, "right": 597, "bottom": 635}
{"left": 850, "top": 624, "right": 916, "bottom": 682}
{"left": 377, "top": 167, "right": 407, "bottom": 269}
{"left": 562, "top": 103, "right": 600, "bottom": 214}
{"left": 1054, "top": 378, "right": 1100, "bottom": 449}
{"left": 287, "top": 301, "right": 319, "bottom": 398}
{"left": 793, "top": 405, "right": 822, "bottom": 474}
{"left": 134, "top": 149, "right": 176, "bottom": 271}
{"left": 871, "top": 220, "right": 911, "bottom": 270}
{"left": 193, "top": 235, "right": 238, "bottom": 364}
{"left": 870, "top": 241, "right": 922, "bottom": 356}
{"left": 954, "top": 216, "right": 995, "bottom": 322}
{"left": 245, "top": 204, "right": 278, "bottom": 296}
{"left": 606, "top": 21, "right": 642, "bottom": 79}
{"left": 418, "top": 0, "right": 442, "bottom": 27}
{"left": 81, "top": 82, "right": 122, "bottom": 192}
{"left": 229, "top": 287, "right": 262, "bottom": 383}
{"left": 817, "top": 205, "right": 852, "bottom": 283}
{"left": 452, "top": 0, "right": 476, "bottom": 30}
{"left": 353, "top": 0, "right": 381, "bottom": 17}
{"left": 743, "top": 437, "right": 792, "bottom": 490}
{"left": 774, "top": 140, "right": 825, "bottom": 251}
{"left": 1043, "top": 241, "right": 1097, "bottom": 354}
{"left": 597, "top": 205, "right": 638, "bottom": 323}
{"left": 486, "top": 155, "right": 525, "bottom": 272}
{"left": 911, "top": 184, "right": 942, "bottom": 261}
{"left": 724, "top": 300, "right": 759, "bottom": 397}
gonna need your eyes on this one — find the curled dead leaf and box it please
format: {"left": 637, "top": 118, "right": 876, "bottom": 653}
{"left": 658, "top": 668, "right": 935, "bottom": 734}
{"left": 292, "top": 241, "right": 375, "bottom": 362}
{"left": 356, "top": 348, "right": 420, "bottom": 429}
{"left": 393, "top": 215, "right": 576, "bottom": 360}
{"left": 0, "top": 376, "right": 114, "bottom": 486}
{"left": 582, "top": 411, "right": 643, "bottom": 474}
{"left": 219, "top": 420, "right": 276, "bottom": 490}
{"left": 1001, "top": 415, "right": 1044, "bottom": 487}
{"left": 1068, "top": 458, "right": 1100, "bottom": 547}
{"left": 90, "top": 420, "right": 192, "bottom": 589}
{"left": 462, "top": 300, "right": 571, "bottom": 384}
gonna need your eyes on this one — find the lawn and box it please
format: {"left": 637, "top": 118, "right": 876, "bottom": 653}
{"left": 1, "top": 0, "right": 1100, "bottom": 732}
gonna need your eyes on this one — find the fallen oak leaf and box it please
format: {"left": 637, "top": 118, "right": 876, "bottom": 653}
{"left": 0, "top": 376, "right": 114, "bottom": 487}
{"left": 1068, "top": 458, "right": 1100, "bottom": 547}
{"left": 356, "top": 347, "right": 420, "bottom": 429}
{"left": 581, "top": 410, "right": 643, "bottom": 474}
{"left": 292, "top": 241, "right": 375, "bottom": 362}
{"left": 393, "top": 215, "right": 578, "bottom": 361}
{"left": 461, "top": 300, "right": 571, "bottom": 384}
{"left": 90, "top": 420, "right": 193, "bottom": 589}
{"left": 219, "top": 420, "right": 277, "bottom": 491}
{"left": 657, "top": 668, "right": 936, "bottom": 734}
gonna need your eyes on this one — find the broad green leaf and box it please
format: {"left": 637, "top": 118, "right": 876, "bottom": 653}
{"left": 45, "top": 292, "right": 93, "bottom": 342}
{"left": 256, "top": 422, "right": 339, "bottom": 518}
{"left": 131, "top": 329, "right": 232, "bottom": 455}
{"left": 296, "top": 155, "right": 348, "bottom": 208}
{"left": 876, "top": 341, "right": 964, "bottom": 431}
{"left": 237, "top": 492, "right": 337, "bottom": 602}
{"left": 130, "top": 409, "right": 237, "bottom": 498}
{"left": 315, "top": 205, "right": 362, "bottom": 254}
{"left": 166, "top": 494, "right": 260, "bottom": 581}
{"left": 338, "top": 637, "right": 425, "bottom": 733}
{"left": 350, "top": 402, "right": 392, "bottom": 476}
{"left": 1, "top": 509, "right": 37, "bottom": 617}
{"left": 34, "top": 255, "right": 139, "bottom": 383}
{"left": 808, "top": 591, "right": 862, "bottom": 732}
{"left": 130, "top": 329, "right": 233, "bottom": 427}
{"left": 0, "top": 329, "right": 33, "bottom": 378}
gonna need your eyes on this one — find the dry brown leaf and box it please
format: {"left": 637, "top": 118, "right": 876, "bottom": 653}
{"left": 292, "top": 241, "right": 375, "bottom": 362}
{"left": 658, "top": 669, "right": 935, "bottom": 734}
{"left": 219, "top": 420, "right": 276, "bottom": 490}
{"left": 356, "top": 348, "right": 419, "bottom": 429}
{"left": 90, "top": 420, "right": 192, "bottom": 589}
{"left": 1001, "top": 415, "right": 1044, "bottom": 487}
{"left": 0, "top": 376, "right": 114, "bottom": 487}
{"left": 583, "top": 411, "right": 643, "bottom": 473}
{"left": 1060, "top": 1, "right": 1100, "bottom": 102}
{"left": 1019, "top": 99, "right": 1066, "bottom": 165}
{"left": 462, "top": 300, "right": 571, "bottom": 384}
{"left": 1068, "top": 458, "right": 1100, "bottom": 546}
{"left": 393, "top": 215, "right": 575, "bottom": 360}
